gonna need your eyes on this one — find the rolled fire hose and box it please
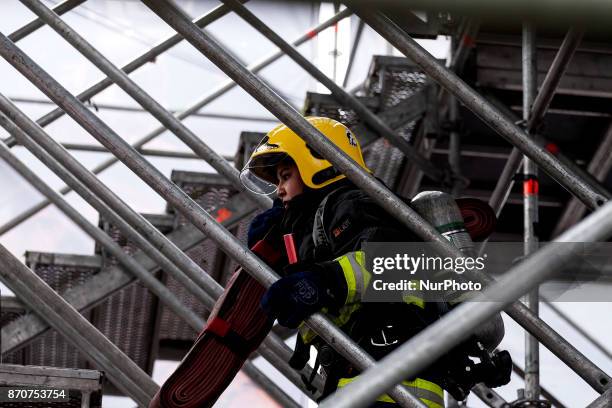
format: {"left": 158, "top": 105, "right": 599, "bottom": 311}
{"left": 149, "top": 240, "right": 278, "bottom": 408}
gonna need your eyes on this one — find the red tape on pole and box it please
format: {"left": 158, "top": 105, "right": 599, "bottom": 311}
{"left": 523, "top": 179, "right": 539, "bottom": 195}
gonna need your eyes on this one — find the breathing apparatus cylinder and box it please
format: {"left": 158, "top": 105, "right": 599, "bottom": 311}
{"left": 410, "top": 191, "right": 504, "bottom": 351}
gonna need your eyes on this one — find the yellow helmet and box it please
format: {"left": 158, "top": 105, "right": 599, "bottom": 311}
{"left": 240, "top": 117, "right": 370, "bottom": 195}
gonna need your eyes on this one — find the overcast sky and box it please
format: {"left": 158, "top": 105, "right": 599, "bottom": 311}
{"left": 0, "top": 1, "right": 610, "bottom": 407}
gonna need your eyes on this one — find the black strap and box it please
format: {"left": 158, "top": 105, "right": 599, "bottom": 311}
{"left": 300, "top": 354, "right": 320, "bottom": 395}
{"left": 207, "top": 317, "right": 252, "bottom": 359}
{"left": 289, "top": 335, "right": 311, "bottom": 369}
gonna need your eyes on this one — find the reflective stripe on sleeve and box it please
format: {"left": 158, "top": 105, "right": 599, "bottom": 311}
{"left": 338, "top": 255, "right": 358, "bottom": 304}
{"left": 336, "top": 251, "right": 371, "bottom": 304}
{"left": 346, "top": 252, "right": 365, "bottom": 301}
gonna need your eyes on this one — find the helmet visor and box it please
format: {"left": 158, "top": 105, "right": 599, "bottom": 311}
{"left": 239, "top": 151, "right": 289, "bottom": 196}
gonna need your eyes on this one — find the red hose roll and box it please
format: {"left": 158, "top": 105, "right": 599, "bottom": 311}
{"left": 149, "top": 240, "right": 279, "bottom": 408}
{"left": 455, "top": 198, "right": 497, "bottom": 241}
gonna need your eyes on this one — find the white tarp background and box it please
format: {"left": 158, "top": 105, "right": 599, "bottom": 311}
{"left": 0, "top": 1, "right": 609, "bottom": 407}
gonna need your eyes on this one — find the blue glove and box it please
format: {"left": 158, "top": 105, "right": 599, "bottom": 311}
{"left": 247, "top": 199, "right": 284, "bottom": 247}
{"left": 261, "top": 266, "right": 332, "bottom": 329}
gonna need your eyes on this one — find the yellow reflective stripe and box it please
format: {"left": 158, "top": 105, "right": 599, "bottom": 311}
{"left": 354, "top": 251, "right": 372, "bottom": 289}
{"left": 305, "top": 251, "right": 429, "bottom": 342}
{"left": 345, "top": 253, "right": 365, "bottom": 301}
{"left": 338, "top": 251, "right": 426, "bottom": 308}
{"left": 337, "top": 255, "right": 357, "bottom": 304}
{"left": 336, "top": 251, "right": 371, "bottom": 304}
{"left": 337, "top": 377, "right": 444, "bottom": 407}
{"left": 299, "top": 326, "right": 316, "bottom": 344}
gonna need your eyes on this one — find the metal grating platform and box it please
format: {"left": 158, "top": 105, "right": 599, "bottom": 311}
{"left": 12, "top": 251, "right": 158, "bottom": 373}
{"left": 12, "top": 253, "right": 102, "bottom": 370}
{"left": 364, "top": 55, "right": 430, "bottom": 111}
{"left": 94, "top": 214, "right": 175, "bottom": 372}
{"left": 1, "top": 298, "right": 28, "bottom": 365}
{"left": 157, "top": 171, "right": 237, "bottom": 343}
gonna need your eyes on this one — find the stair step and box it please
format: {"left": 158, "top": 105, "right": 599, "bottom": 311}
{"left": 167, "top": 171, "right": 236, "bottom": 228}
{"left": 4, "top": 251, "right": 157, "bottom": 373}
{"left": 94, "top": 213, "right": 172, "bottom": 257}
{"left": 364, "top": 55, "right": 430, "bottom": 110}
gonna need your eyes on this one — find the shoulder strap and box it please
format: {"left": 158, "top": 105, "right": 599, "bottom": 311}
{"left": 312, "top": 186, "right": 348, "bottom": 251}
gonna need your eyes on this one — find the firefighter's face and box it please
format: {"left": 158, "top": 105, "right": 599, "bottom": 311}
{"left": 276, "top": 162, "right": 304, "bottom": 204}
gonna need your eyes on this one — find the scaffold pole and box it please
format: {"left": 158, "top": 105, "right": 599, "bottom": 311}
{"left": 8, "top": 0, "right": 86, "bottom": 43}
{"left": 0, "top": 245, "right": 159, "bottom": 406}
{"left": 486, "top": 27, "right": 590, "bottom": 224}
{"left": 521, "top": 21, "right": 541, "bottom": 402}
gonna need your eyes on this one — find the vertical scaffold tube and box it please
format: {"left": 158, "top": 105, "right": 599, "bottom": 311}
{"left": 521, "top": 22, "right": 540, "bottom": 402}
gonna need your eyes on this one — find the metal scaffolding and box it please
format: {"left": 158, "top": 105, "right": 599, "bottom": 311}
{"left": 521, "top": 21, "right": 541, "bottom": 402}
{"left": 1, "top": 1, "right": 610, "bottom": 407}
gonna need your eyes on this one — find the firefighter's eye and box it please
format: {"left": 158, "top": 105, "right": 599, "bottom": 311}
{"left": 278, "top": 171, "right": 290, "bottom": 182}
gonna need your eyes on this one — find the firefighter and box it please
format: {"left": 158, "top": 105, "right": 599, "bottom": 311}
{"left": 240, "top": 116, "right": 448, "bottom": 408}
{"left": 240, "top": 117, "right": 511, "bottom": 407}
